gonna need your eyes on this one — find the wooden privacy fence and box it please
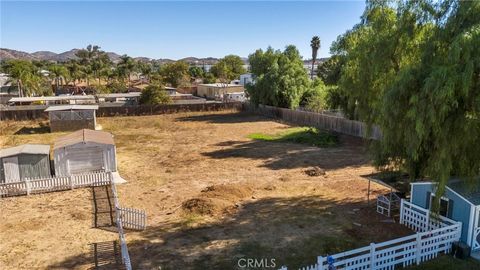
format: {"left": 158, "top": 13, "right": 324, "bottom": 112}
{"left": 245, "top": 104, "right": 382, "bottom": 140}
{"left": 0, "top": 102, "right": 243, "bottom": 120}
{"left": 0, "top": 171, "right": 111, "bottom": 197}
{"left": 280, "top": 200, "right": 461, "bottom": 270}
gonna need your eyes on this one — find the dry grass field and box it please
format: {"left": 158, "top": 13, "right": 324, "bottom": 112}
{"left": 0, "top": 111, "right": 413, "bottom": 269}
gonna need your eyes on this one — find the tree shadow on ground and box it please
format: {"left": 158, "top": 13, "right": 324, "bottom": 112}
{"left": 14, "top": 122, "right": 50, "bottom": 135}
{"left": 176, "top": 112, "right": 270, "bottom": 124}
{"left": 49, "top": 195, "right": 413, "bottom": 270}
{"left": 203, "top": 135, "right": 370, "bottom": 171}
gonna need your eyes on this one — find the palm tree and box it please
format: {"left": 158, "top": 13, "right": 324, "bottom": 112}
{"left": 4, "top": 60, "right": 44, "bottom": 97}
{"left": 117, "top": 55, "right": 136, "bottom": 86}
{"left": 310, "top": 36, "right": 321, "bottom": 79}
{"left": 48, "top": 64, "right": 68, "bottom": 93}
{"left": 75, "top": 44, "right": 108, "bottom": 86}
{"left": 138, "top": 61, "right": 153, "bottom": 82}
{"left": 65, "top": 60, "right": 83, "bottom": 86}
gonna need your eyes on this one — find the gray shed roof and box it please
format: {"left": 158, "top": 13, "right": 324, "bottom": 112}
{"left": 45, "top": 105, "right": 99, "bottom": 111}
{"left": 54, "top": 129, "right": 114, "bottom": 149}
{"left": 0, "top": 144, "right": 50, "bottom": 158}
{"left": 447, "top": 180, "right": 480, "bottom": 206}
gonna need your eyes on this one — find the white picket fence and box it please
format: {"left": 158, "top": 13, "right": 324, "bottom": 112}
{"left": 280, "top": 200, "right": 461, "bottom": 270}
{"left": 119, "top": 207, "right": 147, "bottom": 231}
{"left": 0, "top": 171, "right": 111, "bottom": 197}
{"left": 110, "top": 179, "right": 147, "bottom": 270}
{"left": 110, "top": 180, "right": 132, "bottom": 270}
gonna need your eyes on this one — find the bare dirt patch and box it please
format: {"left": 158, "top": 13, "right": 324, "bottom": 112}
{"left": 182, "top": 184, "right": 254, "bottom": 216}
{"left": 0, "top": 111, "right": 411, "bottom": 269}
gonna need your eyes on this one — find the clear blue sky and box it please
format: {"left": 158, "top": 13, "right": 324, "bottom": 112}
{"left": 0, "top": 1, "right": 365, "bottom": 60}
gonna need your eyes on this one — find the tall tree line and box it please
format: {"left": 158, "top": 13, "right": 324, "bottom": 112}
{"left": 330, "top": 0, "right": 480, "bottom": 194}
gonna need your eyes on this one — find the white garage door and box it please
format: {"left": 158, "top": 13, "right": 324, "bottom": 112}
{"left": 67, "top": 147, "right": 105, "bottom": 175}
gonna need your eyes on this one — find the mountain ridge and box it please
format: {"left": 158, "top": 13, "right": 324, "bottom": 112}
{"left": 0, "top": 48, "right": 228, "bottom": 64}
{"left": 0, "top": 48, "right": 328, "bottom": 65}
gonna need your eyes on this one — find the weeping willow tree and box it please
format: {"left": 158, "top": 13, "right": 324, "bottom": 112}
{"left": 335, "top": 0, "right": 480, "bottom": 197}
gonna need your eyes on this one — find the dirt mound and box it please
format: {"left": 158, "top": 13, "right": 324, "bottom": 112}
{"left": 182, "top": 184, "right": 254, "bottom": 216}
{"left": 304, "top": 166, "right": 326, "bottom": 177}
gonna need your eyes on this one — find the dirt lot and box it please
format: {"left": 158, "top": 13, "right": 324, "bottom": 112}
{"left": 0, "top": 111, "right": 412, "bottom": 269}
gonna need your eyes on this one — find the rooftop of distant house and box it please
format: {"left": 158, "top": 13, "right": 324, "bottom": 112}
{"left": 198, "top": 83, "right": 244, "bottom": 88}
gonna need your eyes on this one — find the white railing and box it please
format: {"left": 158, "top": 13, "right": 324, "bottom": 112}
{"left": 280, "top": 200, "right": 461, "bottom": 270}
{"left": 0, "top": 171, "right": 111, "bottom": 197}
{"left": 474, "top": 227, "right": 480, "bottom": 251}
{"left": 400, "top": 199, "right": 456, "bottom": 232}
{"left": 377, "top": 193, "right": 401, "bottom": 217}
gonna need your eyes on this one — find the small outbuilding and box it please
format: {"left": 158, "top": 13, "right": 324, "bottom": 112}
{"left": 45, "top": 105, "right": 99, "bottom": 132}
{"left": 53, "top": 129, "right": 117, "bottom": 176}
{"left": 410, "top": 180, "right": 480, "bottom": 254}
{"left": 197, "top": 83, "right": 245, "bottom": 99}
{"left": 0, "top": 144, "right": 51, "bottom": 183}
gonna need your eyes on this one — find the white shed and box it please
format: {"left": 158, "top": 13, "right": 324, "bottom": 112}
{"left": 53, "top": 129, "right": 117, "bottom": 176}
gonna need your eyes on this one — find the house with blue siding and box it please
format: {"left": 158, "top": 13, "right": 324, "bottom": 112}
{"left": 410, "top": 180, "right": 480, "bottom": 254}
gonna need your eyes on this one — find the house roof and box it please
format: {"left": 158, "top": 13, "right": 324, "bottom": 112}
{"left": 198, "top": 83, "right": 244, "bottom": 88}
{"left": 447, "top": 180, "right": 480, "bottom": 206}
{"left": 0, "top": 144, "right": 50, "bottom": 158}
{"left": 45, "top": 105, "right": 99, "bottom": 112}
{"left": 53, "top": 129, "right": 114, "bottom": 149}
{"left": 97, "top": 93, "right": 141, "bottom": 98}
{"left": 412, "top": 180, "right": 480, "bottom": 206}
{"left": 9, "top": 95, "right": 95, "bottom": 103}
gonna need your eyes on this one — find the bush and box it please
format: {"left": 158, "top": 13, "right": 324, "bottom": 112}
{"left": 203, "top": 72, "right": 216, "bottom": 84}
{"left": 106, "top": 81, "right": 128, "bottom": 93}
{"left": 139, "top": 85, "right": 172, "bottom": 105}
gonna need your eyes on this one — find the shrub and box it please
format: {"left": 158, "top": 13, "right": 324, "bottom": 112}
{"left": 139, "top": 85, "right": 172, "bottom": 105}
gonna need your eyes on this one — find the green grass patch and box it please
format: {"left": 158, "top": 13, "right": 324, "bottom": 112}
{"left": 404, "top": 255, "right": 480, "bottom": 270}
{"left": 248, "top": 127, "right": 338, "bottom": 147}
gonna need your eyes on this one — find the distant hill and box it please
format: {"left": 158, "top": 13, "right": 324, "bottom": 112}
{"left": 0, "top": 48, "right": 38, "bottom": 61}
{"left": 1, "top": 48, "right": 122, "bottom": 63}
{"left": 0, "top": 47, "right": 234, "bottom": 65}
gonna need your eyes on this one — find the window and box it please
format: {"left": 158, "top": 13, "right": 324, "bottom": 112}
{"left": 429, "top": 194, "right": 450, "bottom": 218}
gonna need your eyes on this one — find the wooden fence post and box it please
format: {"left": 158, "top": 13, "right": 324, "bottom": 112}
{"left": 416, "top": 233, "right": 422, "bottom": 265}
{"left": 317, "top": 256, "right": 324, "bottom": 270}
{"left": 370, "top": 243, "right": 376, "bottom": 269}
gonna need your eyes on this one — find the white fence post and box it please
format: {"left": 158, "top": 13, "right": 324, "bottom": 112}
{"left": 25, "top": 178, "right": 31, "bottom": 195}
{"left": 370, "top": 243, "right": 376, "bottom": 269}
{"left": 415, "top": 233, "right": 422, "bottom": 265}
{"left": 400, "top": 199, "right": 405, "bottom": 225}
{"left": 425, "top": 212, "right": 430, "bottom": 231}
{"left": 70, "top": 175, "right": 74, "bottom": 190}
{"left": 317, "top": 256, "right": 323, "bottom": 270}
